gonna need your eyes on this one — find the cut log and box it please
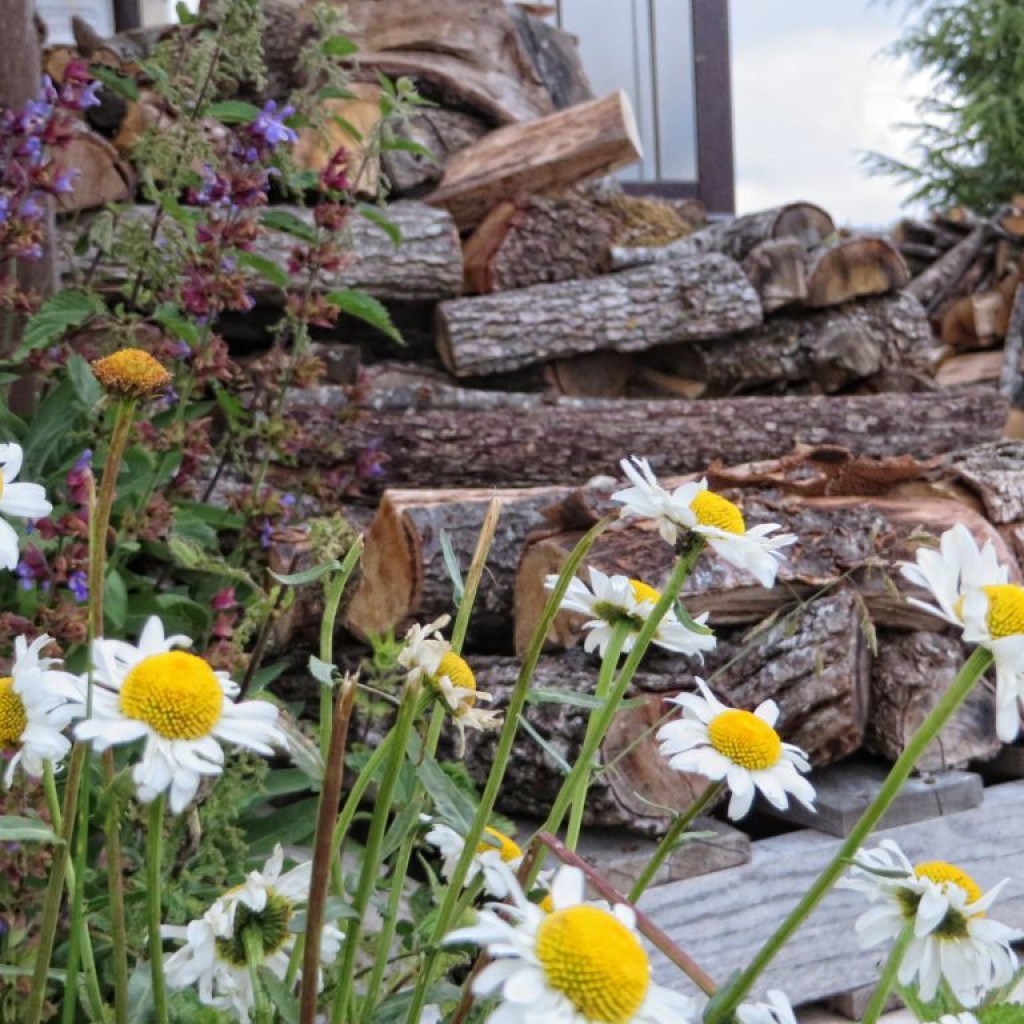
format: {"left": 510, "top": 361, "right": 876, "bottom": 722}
{"left": 437, "top": 254, "right": 763, "bottom": 377}
{"left": 547, "top": 351, "right": 637, "bottom": 397}
{"left": 934, "top": 350, "right": 1005, "bottom": 388}
{"left": 511, "top": 5, "right": 594, "bottom": 110}
{"left": 804, "top": 236, "right": 909, "bottom": 308}
{"left": 645, "top": 292, "right": 936, "bottom": 396}
{"left": 380, "top": 109, "right": 489, "bottom": 197}
{"left": 867, "top": 631, "right": 1001, "bottom": 770}
{"left": 905, "top": 224, "right": 991, "bottom": 309}
{"left": 610, "top": 201, "right": 835, "bottom": 270}
{"left": 427, "top": 90, "right": 643, "bottom": 229}
{"left": 333, "top": 389, "right": 1008, "bottom": 491}
{"left": 59, "top": 201, "right": 463, "bottom": 303}
{"left": 54, "top": 127, "right": 134, "bottom": 212}
{"left": 341, "top": 483, "right": 589, "bottom": 650}
{"left": 741, "top": 239, "right": 808, "bottom": 312}
{"left": 513, "top": 494, "right": 1019, "bottom": 652}
{"left": 940, "top": 290, "right": 1009, "bottom": 348}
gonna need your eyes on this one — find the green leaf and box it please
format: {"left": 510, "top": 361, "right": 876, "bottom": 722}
{"left": 270, "top": 560, "right": 342, "bottom": 586}
{"left": 0, "top": 815, "right": 62, "bottom": 844}
{"left": 207, "top": 100, "right": 262, "bottom": 124}
{"left": 381, "top": 136, "right": 438, "bottom": 162}
{"left": 259, "top": 969, "right": 300, "bottom": 1024}
{"left": 357, "top": 204, "right": 402, "bottom": 247}
{"left": 370, "top": 984, "right": 462, "bottom": 1024}
{"left": 0, "top": 964, "right": 66, "bottom": 981}
{"left": 439, "top": 529, "right": 464, "bottom": 603}
{"left": 236, "top": 250, "right": 291, "bottom": 290}
{"left": 153, "top": 305, "right": 200, "bottom": 346}
{"left": 326, "top": 289, "right": 402, "bottom": 343}
{"left": 88, "top": 64, "right": 139, "bottom": 101}
{"left": 415, "top": 755, "right": 479, "bottom": 836}
{"left": 308, "top": 655, "right": 336, "bottom": 687}
{"left": 104, "top": 571, "right": 127, "bottom": 632}
{"left": 65, "top": 353, "right": 102, "bottom": 406}
{"left": 17, "top": 290, "right": 105, "bottom": 357}
{"left": 262, "top": 209, "right": 318, "bottom": 244}
{"left": 527, "top": 688, "right": 648, "bottom": 711}
{"left": 322, "top": 33, "right": 359, "bottom": 57}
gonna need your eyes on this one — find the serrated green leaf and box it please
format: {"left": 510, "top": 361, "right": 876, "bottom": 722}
{"left": 236, "top": 250, "right": 290, "bottom": 290}
{"left": 0, "top": 816, "right": 62, "bottom": 844}
{"left": 207, "top": 100, "right": 262, "bottom": 124}
{"left": 326, "top": 288, "right": 402, "bottom": 342}
{"left": 262, "top": 209, "right": 318, "bottom": 244}
{"left": 17, "top": 290, "right": 104, "bottom": 356}
{"left": 357, "top": 204, "right": 402, "bottom": 247}
{"left": 88, "top": 64, "right": 139, "bottom": 101}
{"left": 322, "top": 34, "right": 359, "bottom": 57}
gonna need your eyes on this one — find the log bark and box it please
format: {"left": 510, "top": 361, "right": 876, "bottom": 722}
{"left": 54, "top": 126, "right": 135, "bottom": 212}
{"left": 513, "top": 494, "right": 1019, "bottom": 652}
{"left": 610, "top": 201, "right": 835, "bottom": 270}
{"left": 804, "top": 236, "right": 909, "bottom": 308}
{"left": 645, "top": 292, "right": 937, "bottom": 396}
{"left": 741, "top": 239, "right": 808, "bottom": 312}
{"left": 59, "top": 201, "right": 463, "bottom": 303}
{"left": 380, "top": 109, "right": 489, "bottom": 197}
{"left": 945, "top": 441, "right": 1024, "bottom": 524}
{"left": 437, "top": 253, "right": 763, "bottom": 377}
{"left": 427, "top": 90, "right": 643, "bottom": 229}
{"left": 510, "top": 6, "right": 594, "bottom": 110}
{"left": 867, "top": 631, "right": 1001, "bottom": 770}
{"left": 905, "top": 224, "right": 991, "bottom": 310}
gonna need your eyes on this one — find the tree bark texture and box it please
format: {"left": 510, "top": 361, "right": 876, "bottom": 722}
{"left": 427, "top": 90, "right": 643, "bottom": 229}
{"left": 510, "top": 6, "right": 594, "bottom": 110}
{"left": 866, "top": 630, "right": 1002, "bottom": 770}
{"left": 645, "top": 292, "right": 937, "bottom": 396}
{"left": 945, "top": 441, "right": 1024, "bottom": 524}
{"left": 380, "top": 109, "right": 489, "bottom": 197}
{"left": 741, "top": 239, "right": 808, "bottom": 312}
{"left": 437, "top": 253, "right": 763, "bottom": 377}
{"left": 905, "top": 224, "right": 991, "bottom": 310}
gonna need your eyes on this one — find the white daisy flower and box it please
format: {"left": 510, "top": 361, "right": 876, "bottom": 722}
{"left": 545, "top": 567, "right": 717, "bottom": 659}
{"left": 839, "top": 839, "right": 1018, "bottom": 1007}
{"left": 900, "top": 523, "right": 1024, "bottom": 741}
{"left": 74, "top": 617, "right": 285, "bottom": 813}
{"left": 445, "top": 865, "right": 697, "bottom": 1024}
{"left": 612, "top": 456, "right": 797, "bottom": 587}
{"left": 425, "top": 822, "right": 525, "bottom": 899}
{"left": 398, "top": 618, "right": 501, "bottom": 753}
{"left": 0, "top": 443, "right": 53, "bottom": 571}
{"left": 656, "top": 678, "right": 815, "bottom": 820}
{"left": 736, "top": 990, "right": 799, "bottom": 1024}
{"left": 927, "top": 1016, "right": 979, "bottom": 1024}
{"left": 163, "top": 844, "right": 343, "bottom": 1018}
{"left": 1, "top": 634, "right": 85, "bottom": 786}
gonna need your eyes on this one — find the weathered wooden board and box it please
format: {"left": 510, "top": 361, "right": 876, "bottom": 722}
{"left": 640, "top": 780, "right": 1024, "bottom": 1004}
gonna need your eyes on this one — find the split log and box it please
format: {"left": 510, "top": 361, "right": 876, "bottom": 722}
{"left": 341, "top": 483, "right": 591, "bottom": 650}
{"left": 510, "top": 5, "right": 594, "bottom": 110}
{"left": 645, "top": 292, "right": 936, "bottom": 396}
{"left": 905, "top": 224, "right": 991, "bottom": 310}
{"left": 804, "top": 236, "right": 909, "bottom": 308}
{"left": 867, "top": 631, "right": 1001, "bottom": 770}
{"left": 741, "top": 239, "right": 808, "bottom": 312}
{"left": 54, "top": 127, "right": 134, "bottom": 212}
{"left": 513, "top": 494, "right": 1019, "bottom": 652}
{"left": 610, "top": 201, "right": 835, "bottom": 270}
{"left": 940, "top": 290, "right": 1009, "bottom": 348}
{"left": 380, "top": 109, "right": 489, "bottom": 197}
{"left": 59, "top": 201, "right": 463, "bottom": 303}
{"left": 427, "top": 90, "right": 643, "bottom": 230}
{"left": 437, "top": 254, "right": 762, "bottom": 377}
{"left": 934, "top": 350, "right": 1005, "bottom": 388}
{"left": 334, "top": 389, "right": 1008, "bottom": 491}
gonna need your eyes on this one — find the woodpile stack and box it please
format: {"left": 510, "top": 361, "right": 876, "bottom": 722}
{"left": 44, "top": 2, "right": 1024, "bottom": 835}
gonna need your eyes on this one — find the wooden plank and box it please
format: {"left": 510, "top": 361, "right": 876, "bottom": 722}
{"left": 758, "top": 758, "right": 983, "bottom": 837}
{"left": 640, "top": 780, "right": 1024, "bottom": 1004}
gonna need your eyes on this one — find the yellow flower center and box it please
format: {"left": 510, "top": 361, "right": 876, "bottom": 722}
{"left": 628, "top": 580, "right": 661, "bottom": 605}
{"left": 0, "top": 678, "right": 27, "bottom": 748}
{"left": 982, "top": 584, "right": 1024, "bottom": 638}
{"left": 475, "top": 826, "right": 522, "bottom": 863}
{"left": 434, "top": 652, "right": 476, "bottom": 708}
{"left": 91, "top": 348, "right": 171, "bottom": 400}
{"left": 689, "top": 491, "right": 745, "bottom": 534}
{"left": 707, "top": 709, "right": 782, "bottom": 770}
{"left": 536, "top": 905, "right": 650, "bottom": 1024}
{"left": 119, "top": 651, "right": 223, "bottom": 740}
{"left": 914, "top": 861, "right": 983, "bottom": 906}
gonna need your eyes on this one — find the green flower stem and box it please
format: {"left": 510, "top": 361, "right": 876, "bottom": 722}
{"left": 403, "top": 519, "right": 611, "bottom": 1024}
{"left": 451, "top": 497, "right": 501, "bottom": 653}
{"left": 147, "top": 796, "right": 169, "bottom": 1024}
{"left": 331, "top": 680, "right": 422, "bottom": 1024}
{"left": 41, "top": 761, "right": 62, "bottom": 833}
{"left": 531, "top": 538, "right": 706, "bottom": 869}
{"left": 863, "top": 922, "right": 915, "bottom": 1024}
{"left": 61, "top": 762, "right": 91, "bottom": 1024}
{"left": 298, "top": 677, "right": 358, "bottom": 1024}
{"left": 628, "top": 781, "right": 724, "bottom": 902}
{"left": 565, "top": 622, "right": 630, "bottom": 851}
{"left": 704, "top": 645, "right": 994, "bottom": 1024}
{"left": 242, "top": 926, "right": 272, "bottom": 1024}
{"left": 102, "top": 754, "right": 130, "bottom": 1024}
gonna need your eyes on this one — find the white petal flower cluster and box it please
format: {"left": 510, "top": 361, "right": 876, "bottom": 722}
{"left": 0, "top": 443, "right": 52, "bottom": 571}
{"left": 425, "top": 822, "right": 525, "bottom": 899}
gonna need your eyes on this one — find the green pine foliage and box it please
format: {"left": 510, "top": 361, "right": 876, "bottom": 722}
{"left": 866, "top": 0, "right": 1024, "bottom": 212}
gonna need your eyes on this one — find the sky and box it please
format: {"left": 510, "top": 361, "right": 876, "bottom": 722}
{"left": 730, "top": 0, "right": 931, "bottom": 228}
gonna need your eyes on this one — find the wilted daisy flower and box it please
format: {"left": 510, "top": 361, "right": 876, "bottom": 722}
{"left": 839, "top": 839, "right": 1018, "bottom": 1006}
{"left": 545, "top": 567, "right": 717, "bottom": 659}
{"left": 425, "top": 822, "right": 524, "bottom": 899}
{"left": 398, "top": 617, "right": 501, "bottom": 752}
{"left": 0, "top": 443, "right": 52, "bottom": 571}
{"left": 612, "top": 457, "right": 797, "bottom": 587}
{"left": 445, "top": 865, "right": 696, "bottom": 1024}
{"left": 657, "top": 677, "right": 815, "bottom": 820}
{"left": 91, "top": 348, "right": 171, "bottom": 400}
{"left": 1, "top": 634, "right": 84, "bottom": 785}
{"left": 74, "top": 617, "right": 285, "bottom": 813}
{"left": 737, "top": 990, "right": 799, "bottom": 1024}
{"left": 900, "top": 523, "right": 1024, "bottom": 741}
{"left": 163, "top": 844, "right": 342, "bottom": 1018}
